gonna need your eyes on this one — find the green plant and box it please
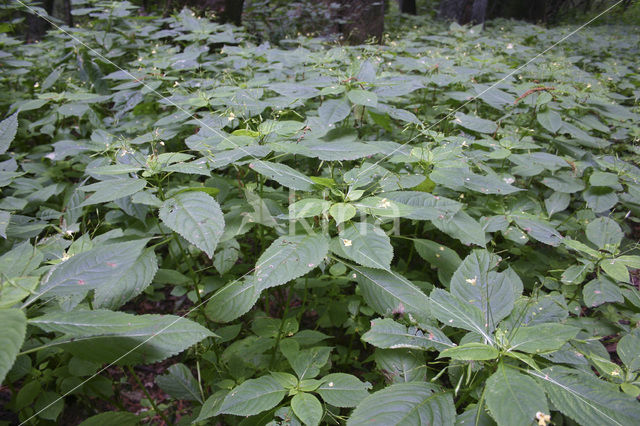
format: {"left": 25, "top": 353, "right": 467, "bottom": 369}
{"left": 1, "top": 1, "right": 639, "bottom": 425}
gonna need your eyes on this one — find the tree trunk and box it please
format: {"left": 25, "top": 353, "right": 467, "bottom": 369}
{"left": 63, "top": 0, "right": 73, "bottom": 26}
{"left": 400, "top": 0, "right": 417, "bottom": 14}
{"left": 221, "top": 0, "right": 244, "bottom": 26}
{"left": 438, "top": 0, "right": 487, "bottom": 25}
{"left": 26, "top": 0, "right": 54, "bottom": 42}
{"left": 337, "top": 0, "right": 385, "bottom": 44}
{"left": 470, "top": 0, "right": 487, "bottom": 24}
{"left": 438, "top": 0, "right": 467, "bottom": 22}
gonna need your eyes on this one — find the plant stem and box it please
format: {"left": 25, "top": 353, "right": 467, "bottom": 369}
{"left": 126, "top": 365, "right": 171, "bottom": 425}
{"left": 269, "top": 288, "right": 293, "bottom": 369}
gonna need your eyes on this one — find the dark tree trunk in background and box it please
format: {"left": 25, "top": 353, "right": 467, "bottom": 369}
{"left": 439, "top": 0, "right": 488, "bottom": 25}
{"left": 439, "top": 0, "right": 466, "bottom": 22}
{"left": 221, "top": 0, "right": 244, "bottom": 26}
{"left": 63, "top": 0, "right": 73, "bottom": 26}
{"left": 470, "top": 0, "right": 487, "bottom": 24}
{"left": 26, "top": 0, "right": 54, "bottom": 42}
{"left": 337, "top": 0, "right": 385, "bottom": 44}
{"left": 400, "top": 0, "right": 417, "bottom": 14}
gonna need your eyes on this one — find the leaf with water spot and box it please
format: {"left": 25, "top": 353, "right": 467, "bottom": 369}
{"left": 27, "top": 239, "right": 154, "bottom": 311}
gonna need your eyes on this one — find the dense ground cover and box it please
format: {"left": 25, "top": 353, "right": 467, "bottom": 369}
{"left": 1, "top": 2, "right": 640, "bottom": 425}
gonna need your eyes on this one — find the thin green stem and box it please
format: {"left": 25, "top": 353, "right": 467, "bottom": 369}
{"left": 269, "top": 288, "right": 293, "bottom": 369}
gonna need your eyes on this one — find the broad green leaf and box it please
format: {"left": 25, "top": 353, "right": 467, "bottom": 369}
{"left": 586, "top": 217, "right": 623, "bottom": 250}
{"left": 455, "top": 406, "right": 495, "bottom": 426}
{"left": 429, "top": 288, "right": 493, "bottom": 344}
{"left": 545, "top": 192, "right": 570, "bottom": 217}
{"left": 317, "top": 373, "right": 371, "bottom": 407}
{"left": 330, "top": 203, "right": 356, "bottom": 226}
{"left": 485, "top": 363, "right": 548, "bottom": 426}
{"left": 353, "top": 197, "right": 415, "bottom": 218}
{"left": 432, "top": 210, "right": 486, "bottom": 247}
{"left": 584, "top": 187, "right": 618, "bottom": 213}
{"left": 589, "top": 354, "right": 624, "bottom": 379}
{"left": 300, "top": 140, "right": 373, "bottom": 161}
{"left": 414, "top": 239, "right": 461, "bottom": 286}
{"left": 347, "top": 89, "right": 378, "bottom": 107}
{"left": 268, "top": 83, "right": 319, "bottom": 100}
{"left": 531, "top": 366, "right": 640, "bottom": 426}
{"left": 348, "top": 382, "right": 455, "bottom": 426}
{"left": 0, "top": 277, "right": 38, "bottom": 308}
{"left": 219, "top": 375, "right": 287, "bottom": 416}
{"left": 194, "top": 390, "right": 228, "bottom": 423}
{"left": 450, "top": 250, "right": 517, "bottom": 330}
{"left": 159, "top": 192, "right": 225, "bottom": 258}
{"left": 271, "top": 371, "right": 300, "bottom": 389}
{"left": 512, "top": 216, "right": 563, "bottom": 246}
{"left": 374, "top": 349, "right": 426, "bottom": 383}
{"left": 254, "top": 233, "right": 329, "bottom": 291}
{"left": 289, "top": 198, "right": 331, "bottom": 219}
{"left": 352, "top": 267, "right": 430, "bottom": 319}
{"left": 213, "top": 239, "right": 239, "bottom": 275}
{"left": 78, "top": 412, "right": 138, "bottom": 426}
{"left": 589, "top": 171, "right": 620, "bottom": 188}
{"left": 28, "top": 310, "right": 214, "bottom": 365}
{"left": 453, "top": 112, "right": 497, "bottom": 134}
{"left": 28, "top": 239, "right": 154, "bottom": 311}
{"left": 508, "top": 323, "right": 579, "bottom": 354}
{"left": 0, "top": 210, "right": 9, "bottom": 239}
{"left": 318, "top": 98, "right": 351, "bottom": 124}
{"left": 362, "top": 318, "right": 453, "bottom": 351}
{"left": 463, "top": 173, "right": 522, "bottom": 195}
{"left": 0, "top": 241, "right": 42, "bottom": 280}
{"left": 205, "top": 279, "right": 258, "bottom": 323}
{"left": 383, "top": 191, "right": 461, "bottom": 221}
{"left": 502, "top": 294, "right": 569, "bottom": 329}
{"left": 80, "top": 178, "right": 147, "bottom": 206}
{"left": 291, "top": 392, "right": 323, "bottom": 426}
{"left": 280, "top": 342, "right": 331, "bottom": 380}
{"left": 564, "top": 264, "right": 592, "bottom": 284}
{"left": 0, "top": 309, "right": 26, "bottom": 384}
{"left": 617, "top": 330, "right": 640, "bottom": 371}
{"left": 583, "top": 276, "right": 623, "bottom": 307}
{"left": 616, "top": 255, "right": 640, "bottom": 269}
{"left": 155, "top": 363, "right": 202, "bottom": 402}
{"left": 541, "top": 173, "right": 585, "bottom": 193}
{"left": 89, "top": 164, "right": 143, "bottom": 176}
{"left": 563, "top": 238, "right": 600, "bottom": 258}
{"left": 438, "top": 343, "right": 498, "bottom": 361}
{"left": 249, "top": 161, "right": 315, "bottom": 191}
{"left": 332, "top": 223, "right": 393, "bottom": 269}
{"left": 600, "top": 258, "right": 630, "bottom": 283}
{"left": 34, "top": 390, "right": 63, "bottom": 421}
{"left": 536, "top": 109, "right": 563, "bottom": 133}
{"left": 0, "top": 113, "right": 18, "bottom": 155}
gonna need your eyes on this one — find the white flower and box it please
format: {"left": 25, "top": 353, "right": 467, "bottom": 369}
{"left": 377, "top": 198, "right": 391, "bottom": 209}
{"left": 342, "top": 239, "right": 352, "bottom": 247}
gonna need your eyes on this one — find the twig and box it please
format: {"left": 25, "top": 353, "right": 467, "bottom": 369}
{"left": 514, "top": 86, "right": 556, "bottom": 104}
